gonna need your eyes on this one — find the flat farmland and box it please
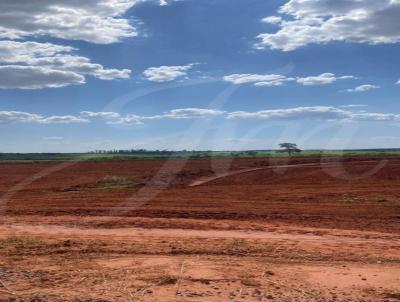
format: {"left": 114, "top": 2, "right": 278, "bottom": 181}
{"left": 0, "top": 157, "right": 399, "bottom": 301}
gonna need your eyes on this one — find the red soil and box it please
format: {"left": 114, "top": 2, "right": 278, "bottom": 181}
{"left": 0, "top": 156, "right": 399, "bottom": 301}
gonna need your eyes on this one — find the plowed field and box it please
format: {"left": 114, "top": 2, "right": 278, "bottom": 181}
{"left": 0, "top": 156, "right": 399, "bottom": 301}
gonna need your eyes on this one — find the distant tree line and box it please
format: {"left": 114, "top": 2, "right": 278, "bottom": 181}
{"left": 89, "top": 149, "right": 176, "bottom": 155}
{"left": 88, "top": 149, "right": 263, "bottom": 157}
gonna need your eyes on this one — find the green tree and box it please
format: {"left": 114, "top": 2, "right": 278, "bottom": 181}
{"left": 278, "top": 143, "right": 302, "bottom": 156}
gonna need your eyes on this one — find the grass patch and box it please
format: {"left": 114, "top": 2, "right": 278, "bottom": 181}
{"left": 231, "top": 239, "right": 247, "bottom": 250}
{"left": 0, "top": 236, "right": 45, "bottom": 249}
{"left": 96, "top": 175, "right": 135, "bottom": 190}
{"left": 341, "top": 195, "right": 359, "bottom": 204}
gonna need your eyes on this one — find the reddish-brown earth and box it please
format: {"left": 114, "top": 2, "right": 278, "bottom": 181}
{"left": 0, "top": 156, "right": 399, "bottom": 301}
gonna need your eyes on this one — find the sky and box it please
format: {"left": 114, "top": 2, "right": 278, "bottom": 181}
{"left": 1, "top": 0, "right": 400, "bottom": 152}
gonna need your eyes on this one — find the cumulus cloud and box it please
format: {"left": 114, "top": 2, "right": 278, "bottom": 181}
{"left": 0, "top": 41, "right": 74, "bottom": 61}
{"left": 0, "top": 0, "right": 142, "bottom": 44}
{"left": 224, "top": 73, "right": 353, "bottom": 87}
{"left": 80, "top": 111, "right": 121, "bottom": 119}
{"left": 143, "top": 64, "right": 196, "bottom": 82}
{"left": 257, "top": 0, "right": 400, "bottom": 51}
{"left": 0, "top": 41, "right": 131, "bottom": 89}
{"left": 227, "top": 106, "right": 400, "bottom": 122}
{"left": 296, "top": 73, "right": 355, "bottom": 86}
{"left": 0, "top": 111, "right": 88, "bottom": 124}
{"left": 111, "top": 115, "right": 144, "bottom": 125}
{"left": 113, "top": 108, "right": 225, "bottom": 124}
{"left": 0, "top": 111, "right": 44, "bottom": 123}
{"left": 37, "top": 116, "right": 89, "bottom": 124}
{"left": 339, "top": 104, "right": 367, "bottom": 108}
{"left": 223, "top": 74, "right": 292, "bottom": 86}
{"left": 396, "top": 80, "right": 400, "bottom": 85}
{"left": 351, "top": 112, "right": 399, "bottom": 121}
{"left": 347, "top": 84, "right": 380, "bottom": 92}
{"left": 0, "top": 110, "right": 126, "bottom": 124}
{"left": 1, "top": 107, "right": 399, "bottom": 126}
{"left": 0, "top": 65, "right": 85, "bottom": 89}
{"left": 158, "top": 108, "right": 225, "bottom": 119}
{"left": 262, "top": 16, "right": 283, "bottom": 25}
{"left": 0, "top": 1, "right": 190, "bottom": 89}
{"left": 228, "top": 106, "right": 349, "bottom": 121}
{"left": 0, "top": 108, "right": 225, "bottom": 125}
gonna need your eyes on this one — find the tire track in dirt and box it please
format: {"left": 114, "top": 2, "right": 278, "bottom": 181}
{"left": 2, "top": 224, "right": 399, "bottom": 246}
{"left": 188, "top": 162, "right": 344, "bottom": 187}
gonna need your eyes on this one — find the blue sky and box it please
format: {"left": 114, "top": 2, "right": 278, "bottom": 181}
{"left": 1, "top": 0, "right": 400, "bottom": 152}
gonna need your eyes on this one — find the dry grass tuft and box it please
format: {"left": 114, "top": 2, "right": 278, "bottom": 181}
{"left": 240, "top": 278, "right": 261, "bottom": 287}
{"left": 155, "top": 275, "right": 178, "bottom": 286}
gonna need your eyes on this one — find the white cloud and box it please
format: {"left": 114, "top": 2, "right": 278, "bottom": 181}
{"left": 1, "top": 108, "right": 224, "bottom": 125}
{"left": 2, "top": 107, "right": 398, "bottom": 126}
{"left": 0, "top": 65, "right": 85, "bottom": 89}
{"left": 228, "top": 106, "right": 350, "bottom": 121}
{"left": 224, "top": 74, "right": 292, "bottom": 86}
{"left": 396, "top": 79, "right": 400, "bottom": 85}
{"left": 158, "top": 0, "right": 182, "bottom": 7}
{"left": 0, "top": 41, "right": 74, "bottom": 61}
{"left": 0, "top": 0, "right": 142, "bottom": 44}
{"left": 113, "top": 108, "right": 225, "bottom": 124}
{"left": 0, "top": 41, "right": 131, "bottom": 89}
{"left": 347, "top": 84, "right": 380, "bottom": 92}
{"left": 0, "top": 108, "right": 224, "bottom": 126}
{"left": 296, "top": 73, "right": 355, "bottom": 86}
{"left": 160, "top": 108, "right": 225, "bottom": 119}
{"left": 339, "top": 104, "right": 367, "bottom": 108}
{"left": 351, "top": 112, "right": 398, "bottom": 121}
{"left": 0, "top": 1, "right": 189, "bottom": 89}
{"left": 0, "top": 111, "right": 89, "bottom": 124}
{"left": 0, "top": 111, "right": 120, "bottom": 124}
{"left": 143, "top": 64, "right": 195, "bottom": 82}
{"left": 257, "top": 0, "right": 400, "bottom": 51}
{"left": 38, "top": 116, "right": 89, "bottom": 124}
{"left": 262, "top": 16, "right": 283, "bottom": 25}
{"left": 80, "top": 111, "right": 121, "bottom": 119}
{"left": 224, "top": 73, "right": 353, "bottom": 87}
{"left": 0, "top": 111, "right": 44, "bottom": 123}
{"left": 112, "top": 115, "right": 144, "bottom": 125}
{"left": 227, "top": 106, "right": 400, "bottom": 122}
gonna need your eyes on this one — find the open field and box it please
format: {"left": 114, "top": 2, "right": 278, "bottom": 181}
{"left": 2, "top": 149, "right": 400, "bottom": 162}
{"left": 0, "top": 156, "right": 399, "bottom": 301}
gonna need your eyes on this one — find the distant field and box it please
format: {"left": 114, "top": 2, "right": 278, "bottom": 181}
{"left": 1, "top": 149, "right": 400, "bottom": 161}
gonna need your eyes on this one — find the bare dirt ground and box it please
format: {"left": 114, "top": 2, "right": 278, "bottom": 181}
{"left": 0, "top": 156, "right": 399, "bottom": 301}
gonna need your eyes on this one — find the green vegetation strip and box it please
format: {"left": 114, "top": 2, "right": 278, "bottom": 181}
{"left": 1, "top": 149, "right": 400, "bottom": 162}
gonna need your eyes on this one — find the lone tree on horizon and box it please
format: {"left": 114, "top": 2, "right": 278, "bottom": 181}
{"left": 278, "top": 143, "right": 302, "bottom": 156}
